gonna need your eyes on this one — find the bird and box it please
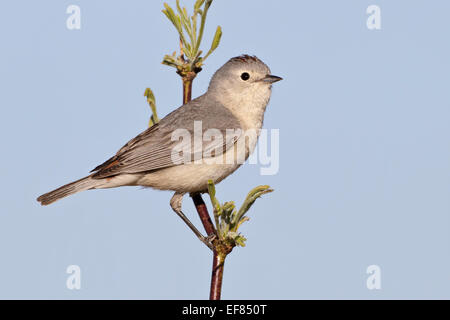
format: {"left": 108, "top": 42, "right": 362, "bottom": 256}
{"left": 37, "top": 54, "right": 282, "bottom": 246}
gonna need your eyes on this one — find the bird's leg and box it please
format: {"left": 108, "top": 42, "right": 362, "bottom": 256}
{"left": 170, "top": 192, "right": 213, "bottom": 250}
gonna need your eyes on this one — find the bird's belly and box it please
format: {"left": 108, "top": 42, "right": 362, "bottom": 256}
{"left": 137, "top": 135, "right": 255, "bottom": 192}
{"left": 137, "top": 162, "right": 242, "bottom": 193}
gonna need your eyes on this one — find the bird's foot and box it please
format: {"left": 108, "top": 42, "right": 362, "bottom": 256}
{"left": 170, "top": 192, "right": 213, "bottom": 251}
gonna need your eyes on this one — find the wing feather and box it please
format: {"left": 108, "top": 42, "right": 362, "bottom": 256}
{"left": 91, "top": 94, "right": 242, "bottom": 179}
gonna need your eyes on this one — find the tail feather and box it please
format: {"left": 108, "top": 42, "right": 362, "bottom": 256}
{"left": 37, "top": 175, "right": 97, "bottom": 206}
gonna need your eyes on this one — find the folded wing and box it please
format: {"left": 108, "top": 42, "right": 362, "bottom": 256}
{"left": 91, "top": 94, "right": 242, "bottom": 179}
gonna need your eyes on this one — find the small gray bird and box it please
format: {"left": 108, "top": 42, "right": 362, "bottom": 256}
{"left": 37, "top": 55, "right": 281, "bottom": 244}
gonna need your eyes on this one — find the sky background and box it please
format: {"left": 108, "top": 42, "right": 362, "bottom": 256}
{"left": 0, "top": 0, "right": 449, "bottom": 299}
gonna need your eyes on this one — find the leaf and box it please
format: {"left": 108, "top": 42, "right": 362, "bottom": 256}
{"left": 194, "top": 0, "right": 206, "bottom": 12}
{"left": 162, "top": 54, "right": 182, "bottom": 68}
{"left": 222, "top": 201, "right": 235, "bottom": 213}
{"left": 210, "top": 26, "right": 222, "bottom": 52}
{"left": 177, "top": 1, "right": 192, "bottom": 35}
{"left": 233, "top": 186, "right": 273, "bottom": 225}
{"left": 144, "top": 88, "right": 155, "bottom": 104}
{"left": 235, "top": 235, "right": 247, "bottom": 247}
{"left": 207, "top": 179, "right": 216, "bottom": 197}
{"left": 144, "top": 88, "right": 159, "bottom": 126}
{"left": 163, "top": 2, "right": 192, "bottom": 58}
{"left": 202, "top": 25, "right": 222, "bottom": 61}
{"left": 183, "top": 8, "right": 191, "bottom": 28}
{"left": 162, "top": 4, "right": 178, "bottom": 28}
{"left": 149, "top": 115, "right": 156, "bottom": 127}
{"left": 204, "top": 0, "right": 213, "bottom": 11}
{"left": 194, "top": 0, "right": 210, "bottom": 53}
{"left": 234, "top": 216, "right": 249, "bottom": 232}
{"left": 207, "top": 180, "right": 221, "bottom": 214}
{"left": 227, "top": 232, "right": 247, "bottom": 247}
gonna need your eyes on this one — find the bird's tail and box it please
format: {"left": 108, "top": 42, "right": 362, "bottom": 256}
{"left": 37, "top": 175, "right": 99, "bottom": 206}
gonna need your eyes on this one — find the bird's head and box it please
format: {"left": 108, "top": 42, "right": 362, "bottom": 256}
{"left": 208, "top": 55, "right": 282, "bottom": 102}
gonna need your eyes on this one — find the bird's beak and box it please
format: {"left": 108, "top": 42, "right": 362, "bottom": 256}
{"left": 261, "top": 74, "right": 283, "bottom": 83}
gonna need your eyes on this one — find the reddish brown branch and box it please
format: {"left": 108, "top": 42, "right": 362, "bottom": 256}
{"left": 210, "top": 251, "right": 225, "bottom": 300}
{"left": 182, "top": 72, "right": 196, "bottom": 104}
{"left": 192, "top": 193, "right": 216, "bottom": 237}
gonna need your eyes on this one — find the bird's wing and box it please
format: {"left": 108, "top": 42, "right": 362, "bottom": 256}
{"left": 91, "top": 94, "right": 242, "bottom": 179}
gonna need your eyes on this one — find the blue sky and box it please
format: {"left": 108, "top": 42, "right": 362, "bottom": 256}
{"left": 0, "top": 0, "right": 449, "bottom": 299}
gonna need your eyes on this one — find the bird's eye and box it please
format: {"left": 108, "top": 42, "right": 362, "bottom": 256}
{"left": 240, "top": 72, "right": 250, "bottom": 81}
